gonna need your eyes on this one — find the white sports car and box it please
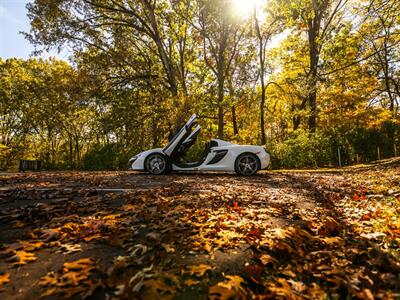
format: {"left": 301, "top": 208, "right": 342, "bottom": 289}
{"left": 129, "top": 114, "right": 270, "bottom": 175}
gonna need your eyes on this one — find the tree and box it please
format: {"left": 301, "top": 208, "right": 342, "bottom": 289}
{"left": 360, "top": 0, "right": 400, "bottom": 114}
{"left": 26, "top": 0, "right": 197, "bottom": 125}
{"left": 195, "top": 0, "right": 245, "bottom": 139}
{"left": 270, "top": 0, "right": 349, "bottom": 131}
{"left": 253, "top": 4, "right": 279, "bottom": 144}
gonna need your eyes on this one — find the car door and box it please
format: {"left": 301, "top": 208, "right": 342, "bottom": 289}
{"left": 162, "top": 114, "right": 197, "bottom": 157}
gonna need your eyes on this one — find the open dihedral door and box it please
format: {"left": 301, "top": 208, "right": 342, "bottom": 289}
{"left": 162, "top": 114, "right": 198, "bottom": 158}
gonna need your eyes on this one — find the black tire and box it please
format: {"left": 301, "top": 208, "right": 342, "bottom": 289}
{"left": 144, "top": 153, "right": 170, "bottom": 175}
{"left": 234, "top": 153, "right": 260, "bottom": 176}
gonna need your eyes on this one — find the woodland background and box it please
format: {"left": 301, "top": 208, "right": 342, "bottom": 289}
{"left": 1, "top": 0, "right": 400, "bottom": 171}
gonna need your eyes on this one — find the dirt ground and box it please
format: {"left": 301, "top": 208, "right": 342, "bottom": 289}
{"left": 0, "top": 161, "right": 399, "bottom": 299}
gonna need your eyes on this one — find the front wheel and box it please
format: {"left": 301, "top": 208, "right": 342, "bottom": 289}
{"left": 235, "top": 153, "right": 259, "bottom": 176}
{"left": 145, "top": 153, "right": 170, "bottom": 175}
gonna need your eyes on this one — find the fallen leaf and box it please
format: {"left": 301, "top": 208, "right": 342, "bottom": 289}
{"left": 208, "top": 285, "right": 238, "bottom": 300}
{"left": 217, "top": 275, "right": 246, "bottom": 291}
{"left": 59, "top": 243, "right": 82, "bottom": 254}
{"left": 141, "top": 278, "right": 176, "bottom": 299}
{"left": 39, "top": 272, "right": 58, "bottom": 286}
{"left": 161, "top": 243, "right": 175, "bottom": 253}
{"left": 356, "top": 288, "right": 374, "bottom": 300}
{"left": 0, "top": 273, "right": 10, "bottom": 287}
{"left": 130, "top": 244, "right": 148, "bottom": 256}
{"left": 187, "top": 264, "right": 213, "bottom": 277}
{"left": 209, "top": 275, "right": 247, "bottom": 299}
{"left": 63, "top": 258, "right": 94, "bottom": 271}
{"left": 6, "top": 250, "right": 37, "bottom": 266}
{"left": 40, "top": 287, "right": 57, "bottom": 298}
{"left": 183, "top": 278, "right": 200, "bottom": 286}
{"left": 259, "top": 254, "right": 278, "bottom": 266}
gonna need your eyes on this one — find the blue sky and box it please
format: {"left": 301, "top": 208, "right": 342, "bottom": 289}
{"left": 0, "top": 0, "right": 68, "bottom": 60}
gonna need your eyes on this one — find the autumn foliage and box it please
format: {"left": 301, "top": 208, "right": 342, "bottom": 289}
{"left": 0, "top": 160, "right": 399, "bottom": 298}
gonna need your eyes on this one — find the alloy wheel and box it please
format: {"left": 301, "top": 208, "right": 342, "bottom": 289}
{"left": 237, "top": 154, "right": 258, "bottom": 176}
{"left": 146, "top": 154, "right": 167, "bottom": 175}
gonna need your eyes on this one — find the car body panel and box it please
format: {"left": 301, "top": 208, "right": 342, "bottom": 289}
{"left": 128, "top": 115, "right": 271, "bottom": 174}
{"left": 129, "top": 143, "right": 270, "bottom": 172}
{"left": 162, "top": 113, "right": 197, "bottom": 157}
{"left": 129, "top": 148, "right": 163, "bottom": 171}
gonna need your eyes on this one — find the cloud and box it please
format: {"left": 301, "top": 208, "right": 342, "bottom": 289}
{"left": 0, "top": 4, "right": 23, "bottom": 25}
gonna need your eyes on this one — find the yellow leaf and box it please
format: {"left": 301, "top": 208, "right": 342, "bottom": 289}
{"left": 60, "top": 270, "right": 89, "bottom": 286}
{"left": 19, "top": 241, "right": 44, "bottom": 251}
{"left": 0, "top": 273, "right": 10, "bottom": 286}
{"left": 267, "top": 278, "right": 301, "bottom": 299}
{"left": 141, "top": 278, "right": 176, "bottom": 299}
{"left": 356, "top": 288, "right": 374, "bottom": 300}
{"left": 307, "top": 282, "right": 327, "bottom": 299}
{"left": 6, "top": 250, "right": 37, "bottom": 266}
{"left": 320, "top": 236, "right": 343, "bottom": 245}
{"left": 259, "top": 254, "right": 278, "bottom": 266}
{"left": 161, "top": 243, "right": 175, "bottom": 253}
{"left": 184, "top": 278, "right": 200, "bottom": 286}
{"left": 40, "top": 287, "right": 57, "bottom": 298}
{"left": 203, "top": 243, "right": 212, "bottom": 253}
{"left": 39, "top": 272, "right": 58, "bottom": 286}
{"left": 318, "top": 217, "right": 341, "bottom": 236}
{"left": 187, "top": 264, "right": 213, "bottom": 277}
{"left": 63, "top": 258, "right": 94, "bottom": 271}
{"left": 209, "top": 275, "right": 247, "bottom": 299}
{"left": 217, "top": 275, "right": 246, "bottom": 291}
{"left": 208, "top": 285, "right": 238, "bottom": 300}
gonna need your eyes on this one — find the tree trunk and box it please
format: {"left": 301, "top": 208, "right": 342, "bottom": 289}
{"left": 260, "top": 85, "right": 266, "bottom": 144}
{"left": 307, "top": 17, "right": 319, "bottom": 132}
{"left": 145, "top": 1, "right": 178, "bottom": 99}
{"left": 228, "top": 79, "right": 238, "bottom": 135}
{"left": 254, "top": 10, "right": 266, "bottom": 145}
{"left": 232, "top": 105, "right": 238, "bottom": 135}
{"left": 293, "top": 115, "right": 301, "bottom": 130}
{"left": 383, "top": 42, "right": 395, "bottom": 112}
{"left": 217, "top": 77, "right": 224, "bottom": 139}
{"left": 308, "top": 90, "right": 317, "bottom": 131}
{"left": 152, "top": 118, "right": 158, "bottom": 148}
{"left": 75, "top": 137, "right": 80, "bottom": 165}
{"left": 69, "top": 135, "right": 73, "bottom": 167}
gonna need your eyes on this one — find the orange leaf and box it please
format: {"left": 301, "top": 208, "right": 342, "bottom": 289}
{"left": 184, "top": 278, "right": 200, "bottom": 286}
{"left": 187, "top": 264, "right": 213, "bottom": 277}
{"left": 209, "top": 275, "right": 247, "bottom": 299}
{"left": 242, "top": 265, "right": 264, "bottom": 283}
{"left": 6, "top": 250, "right": 37, "bottom": 266}
{"left": 209, "top": 285, "right": 237, "bottom": 300}
{"left": 63, "top": 258, "right": 94, "bottom": 271}
{"left": 141, "top": 278, "right": 176, "bottom": 299}
{"left": 39, "top": 272, "right": 58, "bottom": 287}
{"left": 248, "top": 227, "right": 262, "bottom": 239}
{"left": 0, "top": 273, "right": 10, "bottom": 286}
{"left": 259, "top": 254, "right": 278, "bottom": 266}
{"left": 360, "top": 213, "right": 372, "bottom": 221}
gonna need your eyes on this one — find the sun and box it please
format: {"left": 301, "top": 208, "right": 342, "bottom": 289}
{"left": 231, "top": 0, "right": 264, "bottom": 19}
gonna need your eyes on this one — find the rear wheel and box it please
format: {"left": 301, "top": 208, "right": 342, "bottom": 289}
{"left": 235, "top": 153, "right": 259, "bottom": 176}
{"left": 145, "top": 153, "right": 170, "bottom": 175}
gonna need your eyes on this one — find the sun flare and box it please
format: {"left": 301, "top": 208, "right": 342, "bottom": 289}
{"left": 232, "top": 0, "right": 264, "bottom": 18}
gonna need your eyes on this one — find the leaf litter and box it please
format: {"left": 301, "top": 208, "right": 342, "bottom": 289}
{"left": 0, "top": 162, "right": 399, "bottom": 299}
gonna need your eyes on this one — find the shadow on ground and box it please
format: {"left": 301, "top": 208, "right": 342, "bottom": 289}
{"left": 0, "top": 169, "right": 399, "bottom": 299}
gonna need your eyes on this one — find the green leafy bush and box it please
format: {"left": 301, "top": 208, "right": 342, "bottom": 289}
{"left": 83, "top": 143, "right": 130, "bottom": 170}
{"left": 269, "top": 130, "right": 332, "bottom": 168}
